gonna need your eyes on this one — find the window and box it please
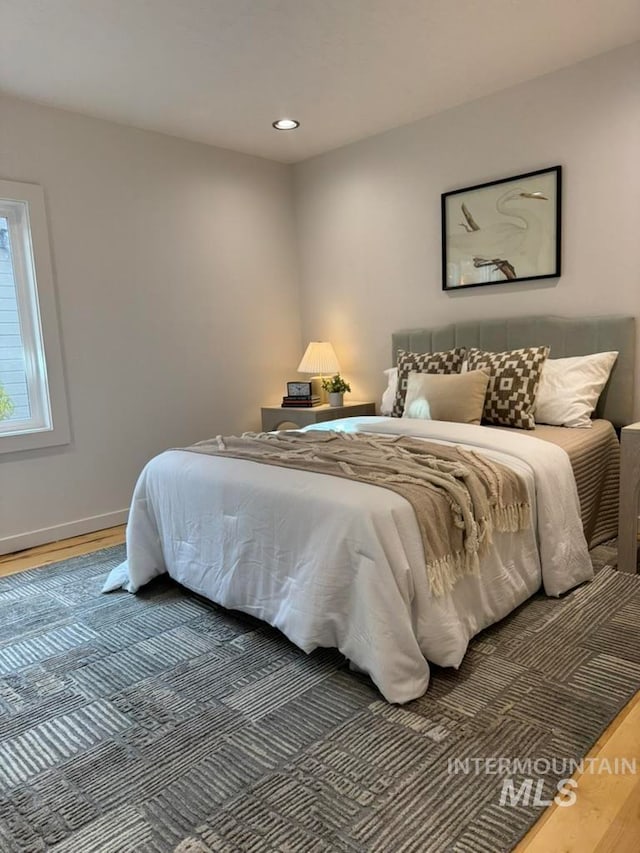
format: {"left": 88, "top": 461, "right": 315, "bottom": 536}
{"left": 0, "top": 180, "right": 69, "bottom": 454}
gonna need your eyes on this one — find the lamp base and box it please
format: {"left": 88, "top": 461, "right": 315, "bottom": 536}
{"left": 310, "top": 376, "right": 327, "bottom": 403}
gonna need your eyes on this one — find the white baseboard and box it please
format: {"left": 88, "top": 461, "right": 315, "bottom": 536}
{"left": 0, "top": 509, "right": 129, "bottom": 556}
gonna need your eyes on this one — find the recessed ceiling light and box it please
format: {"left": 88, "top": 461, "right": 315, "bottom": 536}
{"left": 272, "top": 118, "right": 300, "bottom": 131}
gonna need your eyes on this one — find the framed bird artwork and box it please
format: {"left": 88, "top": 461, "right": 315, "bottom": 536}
{"left": 441, "top": 165, "right": 561, "bottom": 290}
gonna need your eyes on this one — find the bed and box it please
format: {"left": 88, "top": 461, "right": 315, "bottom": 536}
{"left": 105, "top": 315, "right": 635, "bottom": 703}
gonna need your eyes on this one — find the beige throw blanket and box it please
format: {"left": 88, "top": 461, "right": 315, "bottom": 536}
{"left": 184, "top": 430, "right": 530, "bottom": 596}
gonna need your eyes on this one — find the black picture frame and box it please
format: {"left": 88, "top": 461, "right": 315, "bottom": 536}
{"left": 441, "top": 165, "right": 562, "bottom": 291}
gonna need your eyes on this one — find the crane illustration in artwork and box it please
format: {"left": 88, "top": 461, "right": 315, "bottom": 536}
{"left": 450, "top": 188, "right": 548, "bottom": 280}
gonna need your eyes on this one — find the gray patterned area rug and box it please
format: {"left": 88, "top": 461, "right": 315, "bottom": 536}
{"left": 0, "top": 543, "right": 639, "bottom": 853}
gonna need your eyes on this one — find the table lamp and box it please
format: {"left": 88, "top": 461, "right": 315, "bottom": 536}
{"left": 297, "top": 341, "right": 340, "bottom": 401}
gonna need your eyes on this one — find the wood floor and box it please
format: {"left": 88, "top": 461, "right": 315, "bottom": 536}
{"left": 0, "top": 525, "right": 126, "bottom": 576}
{"left": 2, "top": 526, "right": 639, "bottom": 851}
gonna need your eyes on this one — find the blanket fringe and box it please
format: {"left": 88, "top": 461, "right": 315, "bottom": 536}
{"left": 426, "top": 549, "right": 481, "bottom": 598}
{"left": 493, "top": 502, "right": 531, "bottom": 533}
{"left": 426, "top": 503, "right": 530, "bottom": 596}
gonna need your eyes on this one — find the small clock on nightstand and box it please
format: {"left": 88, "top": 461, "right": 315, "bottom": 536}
{"left": 287, "top": 381, "right": 313, "bottom": 397}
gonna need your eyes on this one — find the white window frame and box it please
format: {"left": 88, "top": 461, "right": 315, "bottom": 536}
{"left": 0, "top": 179, "right": 69, "bottom": 453}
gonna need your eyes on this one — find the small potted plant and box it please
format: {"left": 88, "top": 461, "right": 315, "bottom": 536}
{"left": 0, "top": 384, "right": 13, "bottom": 421}
{"left": 321, "top": 373, "right": 351, "bottom": 407}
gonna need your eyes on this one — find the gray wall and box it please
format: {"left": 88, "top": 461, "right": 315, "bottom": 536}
{"left": 0, "top": 95, "right": 301, "bottom": 551}
{"left": 293, "top": 43, "right": 640, "bottom": 411}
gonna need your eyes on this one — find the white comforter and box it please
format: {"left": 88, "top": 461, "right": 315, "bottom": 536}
{"left": 104, "top": 417, "right": 592, "bottom": 703}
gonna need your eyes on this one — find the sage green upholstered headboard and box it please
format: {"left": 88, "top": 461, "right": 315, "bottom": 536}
{"left": 392, "top": 315, "right": 636, "bottom": 428}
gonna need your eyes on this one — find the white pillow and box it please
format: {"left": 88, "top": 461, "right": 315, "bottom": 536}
{"left": 534, "top": 351, "right": 618, "bottom": 428}
{"left": 381, "top": 367, "right": 398, "bottom": 416}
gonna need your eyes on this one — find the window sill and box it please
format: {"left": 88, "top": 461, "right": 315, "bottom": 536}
{"left": 0, "top": 420, "right": 70, "bottom": 454}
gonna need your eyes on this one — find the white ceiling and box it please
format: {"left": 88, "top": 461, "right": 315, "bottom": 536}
{"left": 1, "top": 1, "right": 639, "bottom": 163}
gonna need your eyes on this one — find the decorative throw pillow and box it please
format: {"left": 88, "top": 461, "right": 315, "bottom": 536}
{"left": 534, "top": 351, "right": 618, "bottom": 428}
{"left": 403, "top": 369, "right": 491, "bottom": 424}
{"left": 464, "top": 346, "right": 549, "bottom": 429}
{"left": 393, "top": 348, "right": 466, "bottom": 417}
{"left": 380, "top": 367, "right": 398, "bottom": 416}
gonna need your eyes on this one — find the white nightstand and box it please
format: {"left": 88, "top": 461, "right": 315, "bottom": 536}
{"left": 618, "top": 422, "right": 640, "bottom": 573}
{"left": 261, "top": 400, "right": 376, "bottom": 432}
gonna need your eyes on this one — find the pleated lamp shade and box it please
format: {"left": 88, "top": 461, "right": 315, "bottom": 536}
{"left": 297, "top": 341, "right": 340, "bottom": 375}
